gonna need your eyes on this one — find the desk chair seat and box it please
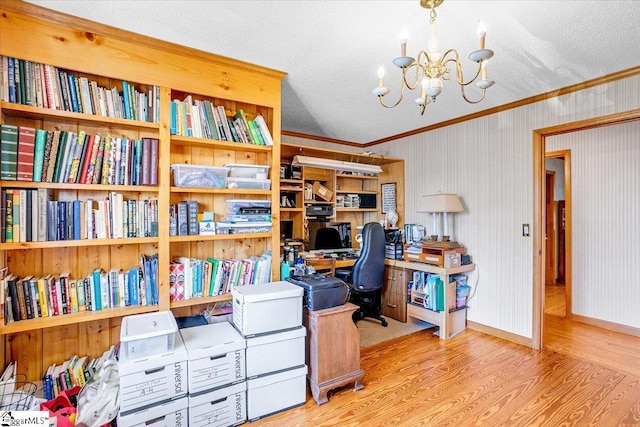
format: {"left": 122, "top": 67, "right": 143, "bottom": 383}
{"left": 343, "top": 222, "right": 387, "bottom": 327}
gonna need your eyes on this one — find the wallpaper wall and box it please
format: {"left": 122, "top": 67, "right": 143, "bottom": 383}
{"left": 283, "top": 74, "right": 640, "bottom": 339}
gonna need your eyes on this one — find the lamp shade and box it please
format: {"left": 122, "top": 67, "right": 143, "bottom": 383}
{"left": 418, "top": 193, "right": 464, "bottom": 213}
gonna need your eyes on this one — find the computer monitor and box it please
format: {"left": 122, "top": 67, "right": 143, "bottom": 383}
{"left": 309, "top": 221, "right": 352, "bottom": 251}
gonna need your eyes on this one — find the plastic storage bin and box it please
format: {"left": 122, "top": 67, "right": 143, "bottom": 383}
{"left": 227, "top": 177, "right": 272, "bottom": 190}
{"left": 120, "top": 311, "right": 178, "bottom": 359}
{"left": 170, "top": 164, "right": 228, "bottom": 188}
{"left": 226, "top": 164, "right": 270, "bottom": 179}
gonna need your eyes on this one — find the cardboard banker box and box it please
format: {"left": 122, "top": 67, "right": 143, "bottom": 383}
{"left": 312, "top": 181, "right": 333, "bottom": 201}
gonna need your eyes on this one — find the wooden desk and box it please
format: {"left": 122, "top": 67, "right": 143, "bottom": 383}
{"left": 303, "top": 303, "right": 364, "bottom": 405}
{"left": 335, "top": 258, "right": 356, "bottom": 268}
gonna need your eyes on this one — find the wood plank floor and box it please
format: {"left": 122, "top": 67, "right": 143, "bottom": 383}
{"left": 250, "top": 317, "right": 640, "bottom": 426}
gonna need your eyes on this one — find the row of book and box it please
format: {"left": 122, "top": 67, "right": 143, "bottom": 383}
{"left": 171, "top": 97, "right": 274, "bottom": 146}
{"left": 0, "top": 124, "right": 159, "bottom": 186}
{"left": 1, "top": 189, "right": 159, "bottom": 243}
{"left": 43, "top": 345, "right": 117, "bottom": 401}
{"left": 1, "top": 253, "right": 158, "bottom": 324}
{"left": 169, "top": 251, "right": 272, "bottom": 301}
{"left": 0, "top": 56, "right": 159, "bottom": 123}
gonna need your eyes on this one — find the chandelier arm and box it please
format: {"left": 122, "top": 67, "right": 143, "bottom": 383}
{"left": 459, "top": 85, "right": 487, "bottom": 104}
{"left": 402, "top": 63, "right": 421, "bottom": 90}
{"left": 377, "top": 79, "right": 409, "bottom": 109}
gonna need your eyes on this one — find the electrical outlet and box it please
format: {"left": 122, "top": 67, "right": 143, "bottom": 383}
{"left": 522, "top": 224, "right": 530, "bottom": 237}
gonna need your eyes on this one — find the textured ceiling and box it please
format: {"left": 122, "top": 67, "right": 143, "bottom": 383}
{"left": 25, "top": 1, "right": 640, "bottom": 144}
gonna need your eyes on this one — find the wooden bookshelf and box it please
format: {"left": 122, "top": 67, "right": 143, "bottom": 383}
{"left": 280, "top": 143, "right": 405, "bottom": 254}
{"left": 0, "top": 0, "right": 284, "bottom": 381}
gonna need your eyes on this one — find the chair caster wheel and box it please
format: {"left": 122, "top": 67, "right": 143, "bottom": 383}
{"left": 381, "top": 319, "right": 388, "bottom": 327}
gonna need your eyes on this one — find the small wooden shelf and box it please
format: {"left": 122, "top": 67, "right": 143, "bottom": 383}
{"left": 168, "top": 232, "right": 271, "bottom": 243}
{"left": 170, "top": 135, "right": 272, "bottom": 152}
{"left": 0, "top": 237, "right": 159, "bottom": 250}
{"left": 170, "top": 187, "right": 271, "bottom": 195}
{"left": 0, "top": 181, "right": 159, "bottom": 192}
{"left": 169, "top": 293, "right": 232, "bottom": 309}
{"left": 336, "top": 189, "right": 378, "bottom": 194}
{"left": 280, "top": 207, "right": 303, "bottom": 212}
{"left": 336, "top": 173, "right": 379, "bottom": 180}
{"left": 336, "top": 208, "right": 378, "bottom": 212}
{"left": 0, "top": 304, "right": 159, "bottom": 335}
{"left": 0, "top": 102, "right": 160, "bottom": 130}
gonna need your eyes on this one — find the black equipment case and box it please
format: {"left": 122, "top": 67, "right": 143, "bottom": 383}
{"left": 286, "top": 274, "right": 349, "bottom": 311}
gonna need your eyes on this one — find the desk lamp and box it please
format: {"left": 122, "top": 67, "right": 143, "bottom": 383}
{"left": 418, "top": 193, "right": 464, "bottom": 243}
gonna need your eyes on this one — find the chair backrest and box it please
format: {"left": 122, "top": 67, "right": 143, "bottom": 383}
{"left": 351, "top": 222, "right": 386, "bottom": 290}
{"left": 306, "top": 258, "right": 336, "bottom": 276}
{"left": 314, "top": 227, "right": 343, "bottom": 250}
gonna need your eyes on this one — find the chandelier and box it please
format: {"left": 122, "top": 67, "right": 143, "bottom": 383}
{"left": 372, "top": 0, "right": 495, "bottom": 115}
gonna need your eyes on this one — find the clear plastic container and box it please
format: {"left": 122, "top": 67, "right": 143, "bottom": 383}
{"left": 227, "top": 177, "right": 271, "bottom": 190}
{"left": 226, "top": 164, "right": 270, "bottom": 179}
{"left": 120, "top": 311, "right": 178, "bottom": 359}
{"left": 170, "top": 164, "right": 228, "bottom": 188}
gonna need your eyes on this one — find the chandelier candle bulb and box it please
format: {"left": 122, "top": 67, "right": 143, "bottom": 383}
{"left": 481, "top": 61, "right": 487, "bottom": 80}
{"left": 400, "top": 27, "right": 409, "bottom": 57}
{"left": 377, "top": 65, "right": 385, "bottom": 87}
{"left": 477, "top": 21, "right": 487, "bottom": 49}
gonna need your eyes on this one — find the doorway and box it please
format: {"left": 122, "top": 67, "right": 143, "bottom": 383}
{"left": 531, "top": 109, "right": 640, "bottom": 350}
{"left": 544, "top": 150, "right": 571, "bottom": 320}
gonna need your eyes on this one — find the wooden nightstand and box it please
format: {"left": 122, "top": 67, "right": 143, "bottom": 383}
{"left": 303, "top": 303, "right": 364, "bottom": 405}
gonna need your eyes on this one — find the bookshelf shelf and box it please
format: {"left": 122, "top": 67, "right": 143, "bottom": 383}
{"left": 169, "top": 187, "right": 271, "bottom": 195}
{"left": 0, "top": 237, "right": 159, "bottom": 250}
{"left": 0, "top": 304, "right": 159, "bottom": 335}
{"left": 170, "top": 135, "right": 272, "bottom": 153}
{"left": 169, "top": 294, "right": 232, "bottom": 309}
{"left": 0, "top": 181, "right": 159, "bottom": 192}
{"left": 336, "top": 189, "right": 378, "bottom": 195}
{"left": 336, "top": 208, "right": 379, "bottom": 213}
{"left": 0, "top": 0, "right": 284, "bottom": 382}
{"left": 281, "top": 207, "right": 303, "bottom": 212}
{"left": 0, "top": 102, "right": 160, "bottom": 130}
{"left": 168, "top": 233, "right": 271, "bottom": 243}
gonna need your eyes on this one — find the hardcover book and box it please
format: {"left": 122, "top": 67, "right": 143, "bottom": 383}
{"left": 16, "top": 126, "right": 36, "bottom": 181}
{"left": 1, "top": 124, "right": 18, "bottom": 181}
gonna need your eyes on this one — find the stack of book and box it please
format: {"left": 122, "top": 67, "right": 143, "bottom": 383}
{"left": 169, "top": 251, "right": 272, "bottom": 302}
{"left": 0, "top": 190, "right": 159, "bottom": 243}
{"left": 1, "top": 253, "right": 158, "bottom": 325}
{"left": 171, "top": 98, "right": 273, "bottom": 146}
{"left": 0, "top": 56, "right": 159, "bottom": 123}
{"left": 0, "top": 124, "right": 159, "bottom": 186}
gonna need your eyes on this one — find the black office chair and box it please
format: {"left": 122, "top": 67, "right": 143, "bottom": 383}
{"left": 314, "top": 227, "right": 343, "bottom": 250}
{"left": 341, "top": 222, "right": 388, "bottom": 327}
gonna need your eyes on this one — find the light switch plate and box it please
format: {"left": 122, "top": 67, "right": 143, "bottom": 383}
{"left": 522, "top": 224, "right": 530, "bottom": 237}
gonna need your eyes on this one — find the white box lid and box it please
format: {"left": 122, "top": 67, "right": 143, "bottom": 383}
{"left": 245, "top": 325, "right": 306, "bottom": 347}
{"left": 119, "top": 333, "right": 187, "bottom": 375}
{"left": 189, "top": 381, "right": 247, "bottom": 403}
{"left": 180, "top": 322, "right": 246, "bottom": 359}
{"left": 120, "top": 310, "right": 178, "bottom": 342}
{"left": 231, "top": 281, "right": 303, "bottom": 303}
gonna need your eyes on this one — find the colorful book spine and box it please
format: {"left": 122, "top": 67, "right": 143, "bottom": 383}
{"left": 1, "top": 124, "right": 19, "bottom": 180}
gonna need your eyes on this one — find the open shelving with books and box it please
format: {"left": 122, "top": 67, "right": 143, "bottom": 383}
{"left": 280, "top": 143, "right": 405, "bottom": 252}
{"left": 0, "top": 0, "right": 284, "bottom": 382}
{"left": 168, "top": 90, "right": 277, "bottom": 315}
